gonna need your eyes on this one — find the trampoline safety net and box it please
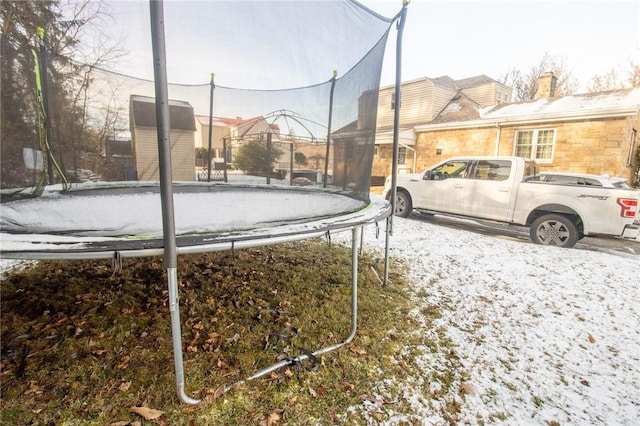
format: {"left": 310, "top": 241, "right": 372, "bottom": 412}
{"left": 1, "top": 1, "right": 398, "bottom": 203}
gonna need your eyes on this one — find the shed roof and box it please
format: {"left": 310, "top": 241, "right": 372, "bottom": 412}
{"left": 130, "top": 95, "right": 196, "bottom": 131}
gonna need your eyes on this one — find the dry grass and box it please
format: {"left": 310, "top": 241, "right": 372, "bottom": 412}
{"left": 1, "top": 238, "right": 455, "bottom": 425}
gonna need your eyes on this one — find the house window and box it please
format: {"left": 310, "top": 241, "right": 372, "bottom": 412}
{"left": 397, "top": 146, "right": 407, "bottom": 165}
{"left": 391, "top": 92, "right": 396, "bottom": 110}
{"left": 515, "top": 129, "right": 555, "bottom": 163}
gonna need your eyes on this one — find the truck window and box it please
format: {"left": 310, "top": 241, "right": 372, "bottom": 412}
{"left": 432, "top": 160, "right": 468, "bottom": 179}
{"left": 471, "top": 160, "right": 511, "bottom": 181}
{"left": 523, "top": 161, "right": 538, "bottom": 179}
{"left": 542, "top": 175, "right": 603, "bottom": 186}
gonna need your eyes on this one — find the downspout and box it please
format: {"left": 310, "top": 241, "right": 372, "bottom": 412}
{"left": 494, "top": 122, "right": 501, "bottom": 156}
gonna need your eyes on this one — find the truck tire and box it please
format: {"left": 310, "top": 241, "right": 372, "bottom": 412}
{"left": 530, "top": 214, "right": 579, "bottom": 248}
{"left": 394, "top": 190, "right": 412, "bottom": 218}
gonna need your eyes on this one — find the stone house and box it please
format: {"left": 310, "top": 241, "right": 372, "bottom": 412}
{"left": 373, "top": 73, "right": 640, "bottom": 185}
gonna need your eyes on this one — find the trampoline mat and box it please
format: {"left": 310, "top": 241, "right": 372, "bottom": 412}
{"left": 0, "top": 182, "right": 391, "bottom": 258}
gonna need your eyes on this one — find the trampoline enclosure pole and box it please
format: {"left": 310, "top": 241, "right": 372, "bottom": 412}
{"left": 223, "top": 137, "right": 228, "bottom": 182}
{"left": 324, "top": 70, "right": 337, "bottom": 188}
{"left": 289, "top": 143, "right": 294, "bottom": 185}
{"left": 385, "top": 1, "right": 409, "bottom": 286}
{"left": 206, "top": 73, "right": 215, "bottom": 182}
{"left": 149, "top": 0, "right": 200, "bottom": 405}
{"left": 266, "top": 132, "right": 272, "bottom": 184}
{"left": 36, "top": 28, "right": 55, "bottom": 185}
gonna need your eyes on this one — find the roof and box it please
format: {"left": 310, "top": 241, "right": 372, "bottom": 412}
{"left": 417, "top": 87, "right": 640, "bottom": 131}
{"left": 130, "top": 95, "right": 196, "bottom": 131}
{"left": 480, "top": 88, "right": 640, "bottom": 120}
{"left": 194, "top": 115, "right": 249, "bottom": 126}
{"left": 452, "top": 75, "right": 497, "bottom": 89}
{"left": 380, "top": 74, "right": 503, "bottom": 91}
{"left": 430, "top": 92, "right": 481, "bottom": 124}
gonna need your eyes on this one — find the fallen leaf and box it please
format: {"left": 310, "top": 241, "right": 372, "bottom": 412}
{"left": 259, "top": 408, "right": 284, "bottom": 426}
{"left": 109, "top": 422, "right": 130, "bottom": 426}
{"left": 119, "top": 381, "right": 131, "bottom": 392}
{"left": 205, "top": 332, "right": 221, "bottom": 344}
{"left": 308, "top": 386, "right": 317, "bottom": 397}
{"left": 315, "top": 384, "right": 327, "bottom": 397}
{"left": 226, "top": 333, "right": 240, "bottom": 345}
{"left": 212, "top": 384, "right": 226, "bottom": 399}
{"left": 588, "top": 334, "right": 596, "bottom": 344}
{"left": 349, "top": 345, "right": 367, "bottom": 356}
{"left": 117, "top": 355, "right": 130, "bottom": 369}
{"left": 460, "top": 382, "right": 476, "bottom": 396}
{"left": 129, "top": 406, "right": 164, "bottom": 420}
{"left": 24, "top": 381, "right": 44, "bottom": 395}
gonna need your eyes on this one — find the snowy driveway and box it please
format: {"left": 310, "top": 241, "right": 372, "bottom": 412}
{"left": 353, "top": 215, "right": 640, "bottom": 425}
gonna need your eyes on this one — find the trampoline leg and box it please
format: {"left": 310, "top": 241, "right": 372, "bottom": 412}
{"left": 168, "top": 267, "right": 201, "bottom": 404}
{"left": 224, "top": 226, "right": 361, "bottom": 393}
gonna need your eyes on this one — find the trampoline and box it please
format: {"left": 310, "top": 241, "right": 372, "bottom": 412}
{"left": 0, "top": 182, "right": 390, "bottom": 259}
{"left": 0, "top": 0, "right": 409, "bottom": 403}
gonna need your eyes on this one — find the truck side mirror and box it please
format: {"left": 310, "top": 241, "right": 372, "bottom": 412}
{"left": 423, "top": 170, "right": 432, "bottom": 180}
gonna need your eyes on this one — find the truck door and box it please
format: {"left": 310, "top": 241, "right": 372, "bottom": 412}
{"left": 416, "top": 159, "right": 470, "bottom": 214}
{"left": 464, "top": 159, "right": 515, "bottom": 221}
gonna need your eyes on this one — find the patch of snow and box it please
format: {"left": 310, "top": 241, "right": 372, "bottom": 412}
{"left": 340, "top": 217, "right": 640, "bottom": 424}
{"left": 0, "top": 183, "right": 364, "bottom": 238}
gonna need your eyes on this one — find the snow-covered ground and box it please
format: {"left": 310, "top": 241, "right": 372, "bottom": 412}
{"left": 348, "top": 216, "right": 640, "bottom": 425}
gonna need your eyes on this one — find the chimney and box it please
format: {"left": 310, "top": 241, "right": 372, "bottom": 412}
{"left": 535, "top": 72, "right": 557, "bottom": 99}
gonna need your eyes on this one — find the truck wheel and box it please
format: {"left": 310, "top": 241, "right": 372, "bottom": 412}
{"left": 530, "top": 214, "right": 579, "bottom": 248}
{"left": 394, "top": 190, "right": 412, "bottom": 218}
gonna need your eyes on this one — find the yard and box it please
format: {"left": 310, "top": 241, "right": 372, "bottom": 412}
{"left": 1, "top": 215, "right": 639, "bottom": 425}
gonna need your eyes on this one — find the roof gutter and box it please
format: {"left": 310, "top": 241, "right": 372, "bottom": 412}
{"left": 414, "top": 107, "right": 637, "bottom": 132}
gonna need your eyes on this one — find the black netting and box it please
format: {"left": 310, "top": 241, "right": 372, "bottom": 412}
{"left": 1, "top": 1, "right": 400, "bottom": 202}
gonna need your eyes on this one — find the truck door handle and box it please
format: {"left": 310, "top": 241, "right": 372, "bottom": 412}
{"left": 498, "top": 188, "right": 509, "bottom": 192}
{"left": 453, "top": 184, "right": 463, "bottom": 189}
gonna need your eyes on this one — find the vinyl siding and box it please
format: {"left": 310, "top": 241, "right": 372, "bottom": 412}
{"left": 377, "top": 79, "right": 457, "bottom": 130}
{"left": 134, "top": 128, "right": 196, "bottom": 181}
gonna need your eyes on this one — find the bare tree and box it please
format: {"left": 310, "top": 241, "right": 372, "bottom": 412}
{"left": 587, "top": 58, "right": 640, "bottom": 92}
{"left": 586, "top": 69, "right": 626, "bottom": 92}
{"left": 626, "top": 59, "right": 640, "bottom": 88}
{"left": 500, "top": 52, "right": 580, "bottom": 101}
{"left": 1, "top": 0, "right": 127, "bottom": 185}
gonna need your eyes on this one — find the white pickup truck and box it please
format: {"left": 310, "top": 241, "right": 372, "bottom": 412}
{"left": 383, "top": 156, "right": 639, "bottom": 248}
